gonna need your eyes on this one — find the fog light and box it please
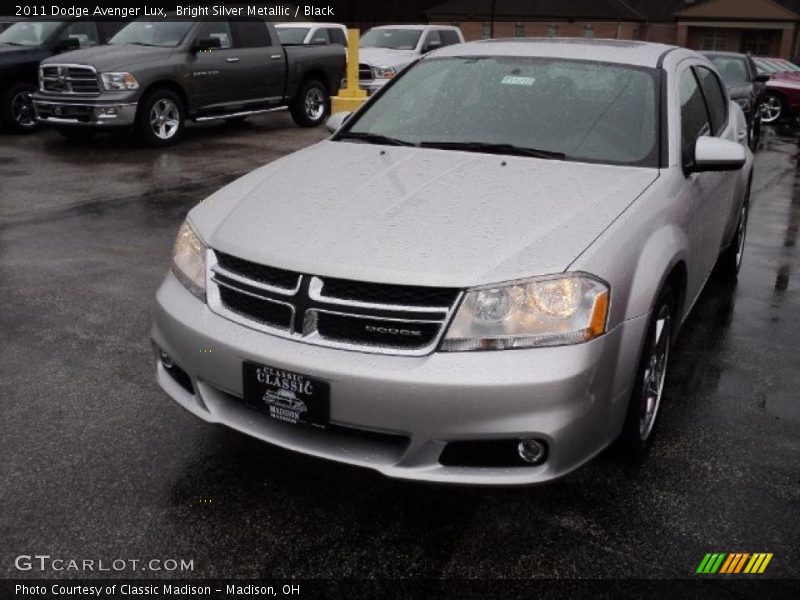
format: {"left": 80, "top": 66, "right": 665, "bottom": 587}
{"left": 158, "top": 349, "right": 174, "bottom": 369}
{"left": 517, "top": 438, "right": 547, "bottom": 464}
{"left": 95, "top": 106, "right": 118, "bottom": 118}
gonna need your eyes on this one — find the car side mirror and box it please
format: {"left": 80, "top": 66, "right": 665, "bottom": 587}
{"left": 53, "top": 38, "right": 81, "bottom": 53}
{"left": 755, "top": 74, "right": 770, "bottom": 83}
{"left": 193, "top": 37, "right": 221, "bottom": 52}
{"left": 687, "top": 136, "right": 746, "bottom": 173}
{"left": 326, "top": 111, "right": 352, "bottom": 133}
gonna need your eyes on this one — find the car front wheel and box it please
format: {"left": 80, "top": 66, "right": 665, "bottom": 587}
{"left": 760, "top": 93, "right": 784, "bottom": 124}
{"left": 3, "top": 83, "right": 39, "bottom": 133}
{"left": 618, "top": 285, "right": 675, "bottom": 460}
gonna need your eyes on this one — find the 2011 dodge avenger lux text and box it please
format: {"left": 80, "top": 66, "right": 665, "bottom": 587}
{"left": 152, "top": 39, "right": 752, "bottom": 485}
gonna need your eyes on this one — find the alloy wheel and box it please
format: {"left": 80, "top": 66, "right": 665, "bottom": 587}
{"left": 639, "top": 306, "right": 671, "bottom": 441}
{"left": 11, "top": 90, "right": 36, "bottom": 129}
{"left": 304, "top": 87, "right": 325, "bottom": 121}
{"left": 760, "top": 96, "right": 782, "bottom": 124}
{"left": 150, "top": 98, "right": 180, "bottom": 140}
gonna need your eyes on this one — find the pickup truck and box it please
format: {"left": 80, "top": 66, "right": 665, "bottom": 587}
{"left": 0, "top": 19, "right": 122, "bottom": 132}
{"left": 32, "top": 17, "right": 346, "bottom": 145}
{"left": 358, "top": 24, "right": 463, "bottom": 93}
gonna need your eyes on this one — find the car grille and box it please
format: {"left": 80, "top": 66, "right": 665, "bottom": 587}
{"left": 208, "top": 250, "right": 461, "bottom": 355}
{"left": 40, "top": 65, "right": 100, "bottom": 95}
{"left": 358, "top": 63, "right": 373, "bottom": 81}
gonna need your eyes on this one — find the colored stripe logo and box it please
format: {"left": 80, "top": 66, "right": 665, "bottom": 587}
{"left": 696, "top": 553, "right": 773, "bottom": 574}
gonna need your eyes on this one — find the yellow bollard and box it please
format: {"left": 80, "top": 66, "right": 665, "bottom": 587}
{"left": 331, "top": 28, "right": 368, "bottom": 114}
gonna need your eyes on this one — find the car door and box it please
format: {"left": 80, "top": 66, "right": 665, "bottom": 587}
{"left": 228, "top": 19, "right": 283, "bottom": 106}
{"left": 187, "top": 20, "right": 239, "bottom": 112}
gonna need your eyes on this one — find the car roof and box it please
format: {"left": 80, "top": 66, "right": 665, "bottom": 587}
{"left": 371, "top": 24, "right": 459, "bottom": 30}
{"left": 434, "top": 38, "right": 682, "bottom": 68}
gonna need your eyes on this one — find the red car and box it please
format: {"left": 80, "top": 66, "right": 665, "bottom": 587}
{"left": 753, "top": 56, "right": 800, "bottom": 123}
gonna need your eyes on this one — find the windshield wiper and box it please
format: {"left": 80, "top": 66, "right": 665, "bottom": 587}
{"left": 337, "top": 132, "right": 416, "bottom": 147}
{"left": 419, "top": 141, "right": 565, "bottom": 160}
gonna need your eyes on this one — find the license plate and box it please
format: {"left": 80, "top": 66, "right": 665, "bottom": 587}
{"left": 242, "top": 362, "right": 329, "bottom": 428}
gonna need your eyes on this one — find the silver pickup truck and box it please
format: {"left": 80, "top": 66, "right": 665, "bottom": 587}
{"left": 32, "top": 17, "right": 345, "bottom": 145}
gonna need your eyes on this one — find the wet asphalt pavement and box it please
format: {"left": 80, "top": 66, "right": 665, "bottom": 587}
{"left": 0, "top": 115, "right": 798, "bottom": 587}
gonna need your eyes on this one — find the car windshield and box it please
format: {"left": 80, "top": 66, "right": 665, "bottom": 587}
{"left": 341, "top": 56, "right": 659, "bottom": 167}
{"left": 276, "top": 26, "right": 310, "bottom": 44}
{"left": 109, "top": 20, "right": 193, "bottom": 47}
{"left": 361, "top": 28, "right": 422, "bottom": 50}
{"left": 709, "top": 56, "right": 749, "bottom": 85}
{"left": 0, "top": 21, "right": 61, "bottom": 46}
{"left": 754, "top": 58, "right": 781, "bottom": 73}
{"left": 773, "top": 58, "right": 800, "bottom": 72}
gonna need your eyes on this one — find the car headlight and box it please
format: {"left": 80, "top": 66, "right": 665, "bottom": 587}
{"left": 736, "top": 98, "right": 751, "bottom": 111}
{"left": 172, "top": 220, "right": 206, "bottom": 300}
{"left": 440, "top": 274, "right": 609, "bottom": 351}
{"left": 373, "top": 66, "right": 397, "bottom": 79}
{"left": 100, "top": 72, "right": 139, "bottom": 91}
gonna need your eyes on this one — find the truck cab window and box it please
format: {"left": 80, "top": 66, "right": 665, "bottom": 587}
{"left": 195, "top": 21, "right": 232, "bottom": 49}
{"left": 60, "top": 22, "right": 99, "bottom": 47}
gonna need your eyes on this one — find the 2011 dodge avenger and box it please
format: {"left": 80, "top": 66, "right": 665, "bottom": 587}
{"left": 152, "top": 39, "right": 752, "bottom": 485}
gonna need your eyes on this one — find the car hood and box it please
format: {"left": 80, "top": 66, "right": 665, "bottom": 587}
{"left": 358, "top": 47, "right": 416, "bottom": 69}
{"left": 40, "top": 44, "right": 170, "bottom": 70}
{"left": 190, "top": 141, "right": 658, "bottom": 288}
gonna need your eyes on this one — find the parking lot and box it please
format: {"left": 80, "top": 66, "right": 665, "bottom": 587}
{"left": 1, "top": 114, "right": 798, "bottom": 584}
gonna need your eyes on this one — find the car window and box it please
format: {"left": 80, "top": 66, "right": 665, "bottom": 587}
{"left": 60, "top": 21, "right": 98, "bottom": 47}
{"left": 109, "top": 20, "right": 194, "bottom": 47}
{"left": 276, "top": 27, "right": 310, "bottom": 44}
{"left": 231, "top": 20, "right": 270, "bottom": 48}
{"left": 439, "top": 30, "right": 461, "bottom": 46}
{"left": 679, "top": 68, "right": 711, "bottom": 159}
{"left": 195, "top": 21, "right": 232, "bottom": 49}
{"left": 327, "top": 28, "right": 347, "bottom": 45}
{"left": 361, "top": 28, "right": 423, "bottom": 50}
{"left": 708, "top": 56, "right": 748, "bottom": 86}
{"left": 309, "top": 28, "right": 329, "bottom": 44}
{"left": 695, "top": 66, "right": 727, "bottom": 135}
{"left": 345, "top": 56, "right": 659, "bottom": 167}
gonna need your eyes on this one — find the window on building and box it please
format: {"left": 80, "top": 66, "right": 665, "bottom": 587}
{"left": 584, "top": 24, "right": 595, "bottom": 39}
{"left": 514, "top": 23, "right": 525, "bottom": 38}
{"left": 742, "top": 30, "right": 773, "bottom": 56}
{"left": 481, "top": 22, "right": 491, "bottom": 39}
{"left": 547, "top": 24, "right": 558, "bottom": 38}
{"left": 701, "top": 31, "right": 726, "bottom": 51}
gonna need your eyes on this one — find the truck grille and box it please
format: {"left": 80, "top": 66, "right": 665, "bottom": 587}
{"left": 40, "top": 65, "right": 100, "bottom": 95}
{"left": 208, "top": 250, "right": 461, "bottom": 355}
{"left": 358, "top": 63, "right": 373, "bottom": 81}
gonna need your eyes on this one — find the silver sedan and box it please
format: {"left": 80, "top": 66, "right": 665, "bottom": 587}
{"left": 152, "top": 39, "right": 752, "bottom": 485}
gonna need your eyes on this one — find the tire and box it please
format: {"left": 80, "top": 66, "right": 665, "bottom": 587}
{"left": 57, "top": 128, "right": 96, "bottom": 142}
{"left": 716, "top": 195, "right": 750, "bottom": 281}
{"left": 290, "top": 79, "right": 329, "bottom": 127}
{"left": 617, "top": 285, "right": 676, "bottom": 461}
{"left": 135, "top": 89, "right": 185, "bottom": 147}
{"left": 2, "top": 82, "right": 39, "bottom": 133}
{"left": 759, "top": 93, "right": 784, "bottom": 124}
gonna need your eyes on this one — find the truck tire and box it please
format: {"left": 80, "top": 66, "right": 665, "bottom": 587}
{"left": 57, "top": 128, "right": 97, "bottom": 142}
{"left": 617, "top": 284, "right": 675, "bottom": 461}
{"left": 2, "top": 82, "right": 39, "bottom": 133}
{"left": 135, "top": 89, "right": 185, "bottom": 146}
{"left": 290, "top": 79, "right": 329, "bottom": 127}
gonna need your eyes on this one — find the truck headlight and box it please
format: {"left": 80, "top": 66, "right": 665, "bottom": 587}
{"left": 172, "top": 220, "right": 206, "bottom": 300}
{"left": 101, "top": 72, "right": 139, "bottom": 91}
{"left": 440, "top": 274, "right": 609, "bottom": 351}
{"left": 373, "top": 66, "right": 397, "bottom": 79}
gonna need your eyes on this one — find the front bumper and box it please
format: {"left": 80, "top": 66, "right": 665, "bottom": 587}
{"left": 32, "top": 94, "right": 138, "bottom": 127}
{"left": 152, "top": 273, "right": 648, "bottom": 485}
{"left": 358, "top": 78, "right": 390, "bottom": 95}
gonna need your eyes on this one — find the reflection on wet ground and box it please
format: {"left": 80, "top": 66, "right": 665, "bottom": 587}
{"left": 0, "top": 119, "right": 797, "bottom": 581}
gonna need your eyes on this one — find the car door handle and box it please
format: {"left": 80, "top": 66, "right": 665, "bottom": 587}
{"left": 226, "top": 57, "right": 240, "bottom": 63}
{"left": 270, "top": 54, "right": 282, "bottom": 60}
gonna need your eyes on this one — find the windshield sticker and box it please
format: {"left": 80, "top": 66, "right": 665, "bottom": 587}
{"left": 501, "top": 76, "right": 536, "bottom": 86}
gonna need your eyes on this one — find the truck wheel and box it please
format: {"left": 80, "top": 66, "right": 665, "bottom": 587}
{"left": 136, "top": 89, "right": 185, "bottom": 146}
{"left": 617, "top": 284, "right": 675, "bottom": 461}
{"left": 57, "top": 128, "right": 96, "bottom": 142}
{"left": 290, "top": 79, "right": 329, "bottom": 127}
{"left": 3, "top": 83, "right": 39, "bottom": 133}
